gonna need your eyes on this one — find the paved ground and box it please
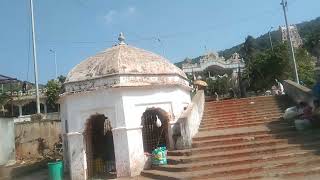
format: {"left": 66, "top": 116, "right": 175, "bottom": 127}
{"left": 14, "top": 168, "right": 150, "bottom": 180}
{"left": 15, "top": 168, "right": 70, "bottom": 180}
{"left": 15, "top": 168, "right": 50, "bottom": 180}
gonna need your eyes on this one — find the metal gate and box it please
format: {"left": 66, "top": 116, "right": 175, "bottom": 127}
{"left": 142, "top": 108, "right": 168, "bottom": 153}
{"left": 84, "top": 115, "right": 116, "bottom": 179}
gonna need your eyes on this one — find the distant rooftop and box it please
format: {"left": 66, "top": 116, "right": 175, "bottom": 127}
{"left": 0, "top": 74, "right": 17, "bottom": 84}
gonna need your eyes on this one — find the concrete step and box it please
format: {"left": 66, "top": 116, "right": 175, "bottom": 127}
{"left": 205, "top": 106, "right": 284, "bottom": 113}
{"left": 141, "top": 95, "right": 305, "bottom": 179}
{"left": 167, "top": 141, "right": 320, "bottom": 164}
{"left": 202, "top": 110, "right": 283, "bottom": 121}
{"left": 199, "top": 159, "right": 320, "bottom": 180}
{"left": 192, "top": 130, "right": 298, "bottom": 148}
{"left": 200, "top": 118, "right": 284, "bottom": 128}
{"left": 192, "top": 126, "right": 296, "bottom": 142}
{"left": 140, "top": 170, "right": 181, "bottom": 180}
{"left": 169, "top": 135, "right": 320, "bottom": 156}
{"left": 205, "top": 100, "right": 286, "bottom": 110}
{"left": 200, "top": 116, "right": 283, "bottom": 128}
{"left": 205, "top": 102, "right": 285, "bottom": 111}
{"left": 205, "top": 96, "right": 280, "bottom": 105}
{"left": 198, "top": 120, "right": 290, "bottom": 131}
{"left": 169, "top": 139, "right": 288, "bottom": 156}
{"left": 194, "top": 156, "right": 320, "bottom": 179}
{"left": 203, "top": 106, "right": 284, "bottom": 116}
{"left": 205, "top": 98, "right": 292, "bottom": 110}
{"left": 142, "top": 155, "right": 320, "bottom": 179}
{"left": 155, "top": 150, "right": 320, "bottom": 173}
{"left": 215, "top": 95, "right": 289, "bottom": 101}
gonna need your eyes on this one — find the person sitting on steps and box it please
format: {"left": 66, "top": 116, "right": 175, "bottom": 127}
{"left": 294, "top": 100, "right": 320, "bottom": 131}
{"left": 310, "top": 100, "right": 320, "bottom": 128}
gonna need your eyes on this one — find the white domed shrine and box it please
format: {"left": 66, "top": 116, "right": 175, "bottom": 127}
{"left": 60, "top": 33, "right": 191, "bottom": 179}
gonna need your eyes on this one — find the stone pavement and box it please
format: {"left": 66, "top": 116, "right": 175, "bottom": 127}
{"left": 14, "top": 168, "right": 151, "bottom": 180}
{"left": 15, "top": 168, "right": 70, "bottom": 180}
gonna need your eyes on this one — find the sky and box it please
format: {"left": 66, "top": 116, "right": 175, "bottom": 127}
{"left": 0, "top": 0, "right": 319, "bottom": 84}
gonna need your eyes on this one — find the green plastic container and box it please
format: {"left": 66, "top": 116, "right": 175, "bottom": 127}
{"left": 152, "top": 147, "right": 167, "bottom": 165}
{"left": 48, "top": 160, "right": 64, "bottom": 180}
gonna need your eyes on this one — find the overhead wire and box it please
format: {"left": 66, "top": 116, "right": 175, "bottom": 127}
{"left": 35, "top": 1, "right": 289, "bottom": 64}
{"left": 38, "top": 5, "right": 283, "bottom": 47}
{"left": 14, "top": 0, "right": 302, "bottom": 83}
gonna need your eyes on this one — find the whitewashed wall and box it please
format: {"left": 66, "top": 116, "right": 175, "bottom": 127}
{"left": 60, "top": 86, "right": 191, "bottom": 179}
{"left": 121, "top": 87, "right": 191, "bottom": 175}
{"left": 60, "top": 88, "right": 126, "bottom": 179}
{"left": 0, "top": 118, "right": 15, "bottom": 165}
{"left": 174, "top": 90, "right": 205, "bottom": 149}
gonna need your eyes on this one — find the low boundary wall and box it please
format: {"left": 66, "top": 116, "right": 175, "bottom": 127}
{"left": 0, "top": 118, "right": 15, "bottom": 165}
{"left": 173, "top": 90, "right": 205, "bottom": 149}
{"left": 283, "top": 80, "right": 314, "bottom": 106}
{"left": 15, "top": 120, "right": 62, "bottom": 161}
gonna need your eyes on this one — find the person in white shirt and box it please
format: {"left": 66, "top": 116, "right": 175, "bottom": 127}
{"left": 275, "top": 79, "right": 285, "bottom": 95}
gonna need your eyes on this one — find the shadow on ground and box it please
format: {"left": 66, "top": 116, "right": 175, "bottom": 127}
{"left": 14, "top": 167, "right": 70, "bottom": 180}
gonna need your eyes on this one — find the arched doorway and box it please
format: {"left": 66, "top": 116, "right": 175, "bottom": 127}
{"left": 141, "top": 108, "right": 169, "bottom": 153}
{"left": 84, "top": 114, "right": 116, "bottom": 179}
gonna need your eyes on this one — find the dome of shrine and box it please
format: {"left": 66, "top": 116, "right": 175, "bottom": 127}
{"left": 64, "top": 33, "right": 189, "bottom": 93}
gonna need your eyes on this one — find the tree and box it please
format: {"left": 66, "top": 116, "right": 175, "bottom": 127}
{"left": 245, "top": 42, "right": 315, "bottom": 91}
{"left": 304, "top": 30, "right": 320, "bottom": 58}
{"left": 0, "top": 93, "right": 10, "bottom": 107}
{"left": 205, "top": 78, "right": 215, "bottom": 96}
{"left": 46, "top": 80, "right": 61, "bottom": 110}
{"left": 220, "top": 17, "right": 320, "bottom": 60}
{"left": 240, "top": 36, "right": 258, "bottom": 62}
{"left": 295, "top": 48, "right": 315, "bottom": 87}
{"left": 240, "top": 36, "right": 259, "bottom": 81}
{"left": 57, "top": 75, "right": 66, "bottom": 84}
{"left": 205, "top": 76, "right": 233, "bottom": 97}
{"left": 245, "top": 43, "right": 291, "bottom": 91}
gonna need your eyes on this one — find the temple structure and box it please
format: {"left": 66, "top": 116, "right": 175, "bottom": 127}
{"left": 181, "top": 52, "right": 245, "bottom": 78}
{"left": 279, "top": 25, "right": 303, "bottom": 48}
{"left": 59, "top": 33, "right": 191, "bottom": 179}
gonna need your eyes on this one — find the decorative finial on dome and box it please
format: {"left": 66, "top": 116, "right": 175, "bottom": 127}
{"left": 118, "top": 32, "right": 126, "bottom": 45}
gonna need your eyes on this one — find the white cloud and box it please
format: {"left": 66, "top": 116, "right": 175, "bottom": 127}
{"left": 104, "top": 10, "right": 117, "bottom": 23}
{"left": 128, "top": 7, "right": 136, "bottom": 14}
{"left": 104, "top": 7, "right": 136, "bottom": 24}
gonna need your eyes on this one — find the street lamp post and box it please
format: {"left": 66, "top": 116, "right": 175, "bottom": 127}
{"left": 29, "top": 0, "right": 40, "bottom": 114}
{"left": 281, "top": 0, "right": 300, "bottom": 84}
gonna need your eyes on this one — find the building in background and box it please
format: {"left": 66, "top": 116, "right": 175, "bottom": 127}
{"left": 279, "top": 25, "right": 303, "bottom": 48}
{"left": 182, "top": 52, "right": 245, "bottom": 79}
{"left": 0, "top": 74, "right": 59, "bottom": 122}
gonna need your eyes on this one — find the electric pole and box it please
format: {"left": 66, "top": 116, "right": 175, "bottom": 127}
{"left": 30, "top": 0, "right": 41, "bottom": 114}
{"left": 268, "top": 27, "right": 274, "bottom": 52}
{"left": 281, "top": 0, "right": 300, "bottom": 84}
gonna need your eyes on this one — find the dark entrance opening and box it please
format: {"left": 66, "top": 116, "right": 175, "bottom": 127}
{"left": 84, "top": 114, "right": 116, "bottom": 179}
{"left": 141, "top": 108, "right": 169, "bottom": 153}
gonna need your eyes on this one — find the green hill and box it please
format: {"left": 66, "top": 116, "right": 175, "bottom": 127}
{"left": 175, "top": 17, "right": 320, "bottom": 68}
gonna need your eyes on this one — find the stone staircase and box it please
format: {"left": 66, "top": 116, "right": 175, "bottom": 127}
{"left": 141, "top": 95, "right": 320, "bottom": 179}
